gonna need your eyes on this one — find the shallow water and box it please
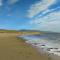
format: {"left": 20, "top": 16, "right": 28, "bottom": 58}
{"left": 18, "top": 33, "right": 60, "bottom": 56}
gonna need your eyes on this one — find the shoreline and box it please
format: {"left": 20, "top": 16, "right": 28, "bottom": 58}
{"left": 17, "top": 34, "right": 60, "bottom": 60}
{"left": 25, "top": 41, "right": 50, "bottom": 60}
{"left": 25, "top": 41, "right": 60, "bottom": 60}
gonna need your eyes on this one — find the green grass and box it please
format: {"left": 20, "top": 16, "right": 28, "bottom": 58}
{"left": 0, "top": 29, "right": 17, "bottom": 33}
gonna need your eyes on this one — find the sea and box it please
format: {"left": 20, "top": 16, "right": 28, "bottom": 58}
{"left": 18, "top": 33, "right": 60, "bottom": 56}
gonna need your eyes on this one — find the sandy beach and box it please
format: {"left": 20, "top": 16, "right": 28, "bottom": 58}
{"left": 0, "top": 33, "right": 49, "bottom": 60}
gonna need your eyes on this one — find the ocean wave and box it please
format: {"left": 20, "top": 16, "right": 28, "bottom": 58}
{"left": 18, "top": 33, "right": 60, "bottom": 56}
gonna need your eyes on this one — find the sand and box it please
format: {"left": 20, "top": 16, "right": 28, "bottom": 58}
{"left": 0, "top": 33, "right": 49, "bottom": 60}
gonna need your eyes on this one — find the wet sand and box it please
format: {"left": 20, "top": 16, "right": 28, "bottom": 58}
{"left": 0, "top": 33, "right": 49, "bottom": 60}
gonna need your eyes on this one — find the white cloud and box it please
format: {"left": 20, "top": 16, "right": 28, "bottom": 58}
{"left": 36, "top": 7, "right": 60, "bottom": 18}
{"left": 31, "top": 10, "right": 60, "bottom": 23}
{"left": 29, "top": 10, "right": 60, "bottom": 32}
{"left": 27, "top": 0, "right": 60, "bottom": 32}
{"left": 37, "top": 20, "right": 60, "bottom": 32}
{"left": 27, "top": 0, "right": 56, "bottom": 18}
{"left": 0, "top": 0, "right": 2, "bottom": 6}
{"left": 8, "top": 0, "right": 19, "bottom": 5}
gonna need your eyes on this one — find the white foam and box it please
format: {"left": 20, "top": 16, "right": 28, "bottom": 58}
{"left": 20, "top": 35, "right": 60, "bottom": 56}
{"left": 26, "top": 39, "right": 60, "bottom": 56}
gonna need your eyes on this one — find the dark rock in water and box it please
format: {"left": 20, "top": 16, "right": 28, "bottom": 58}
{"left": 54, "top": 48, "right": 58, "bottom": 49}
{"left": 33, "top": 43, "right": 41, "bottom": 45}
{"left": 47, "top": 48, "right": 53, "bottom": 51}
{"left": 56, "top": 51, "right": 60, "bottom": 52}
{"left": 49, "top": 48, "right": 53, "bottom": 49}
{"left": 41, "top": 45, "right": 45, "bottom": 46}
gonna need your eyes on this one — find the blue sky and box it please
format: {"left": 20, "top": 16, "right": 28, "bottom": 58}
{"left": 0, "top": 0, "right": 60, "bottom": 32}
{"left": 0, "top": 0, "right": 39, "bottom": 30}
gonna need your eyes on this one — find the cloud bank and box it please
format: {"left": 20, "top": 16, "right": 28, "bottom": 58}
{"left": 27, "top": 0, "right": 60, "bottom": 32}
{"left": 27, "top": 0, "right": 56, "bottom": 18}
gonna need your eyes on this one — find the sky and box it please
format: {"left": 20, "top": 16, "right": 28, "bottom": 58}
{"left": 0, "top": 0, "right": 60, "bottom": 32}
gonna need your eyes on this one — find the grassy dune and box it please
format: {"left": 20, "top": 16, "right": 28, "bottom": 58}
{"left": 0, "top": 31, "right": 49, "bottom": 60}
{"left": 0, "top": 29, "right": 42, "bottom": 34}
{"left": 0, "top": 30, "right": 17, "bottom": 33}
